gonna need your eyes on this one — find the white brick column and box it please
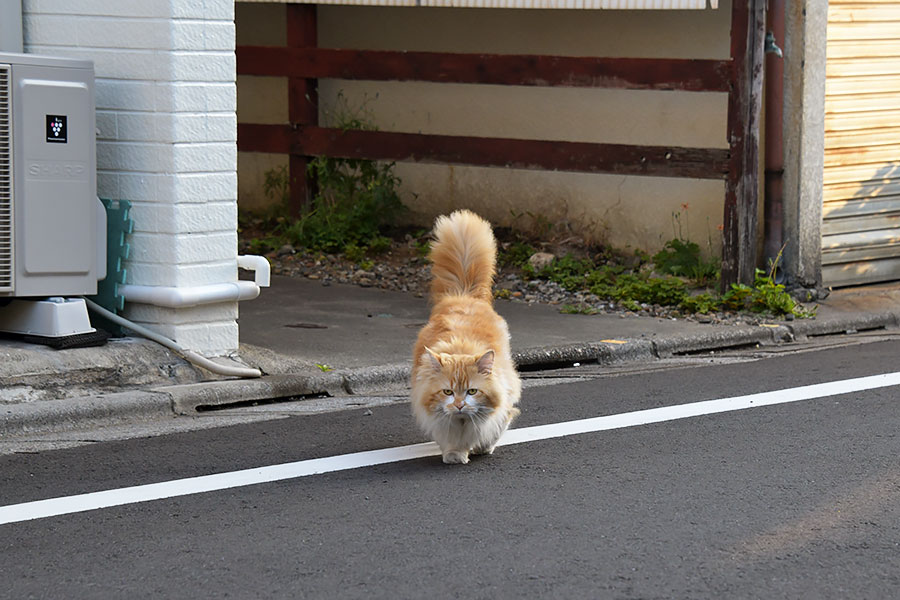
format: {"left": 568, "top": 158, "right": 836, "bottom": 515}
{"left": 23, "top": 0, "right": 241, "bottom": 355}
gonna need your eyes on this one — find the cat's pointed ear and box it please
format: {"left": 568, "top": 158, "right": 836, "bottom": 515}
{"left": 423, "top": 347, "right": 442, "bottom": 371}
{"left": 476, "top": 350, "right": 494, "bottom": 375}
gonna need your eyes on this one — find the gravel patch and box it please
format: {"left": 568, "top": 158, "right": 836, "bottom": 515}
{"left": 253, "top": 241, "right": 793, "bottom": 328}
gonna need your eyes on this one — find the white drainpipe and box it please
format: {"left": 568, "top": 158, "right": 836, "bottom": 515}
{"left": 84, "top": 298, "right": 263, "bottom": 378}
{"left": 237, "top": 254, "right": 271, "bottom": 287}
{"left": 120, "top": 255, "right": 271, "bottom": 309}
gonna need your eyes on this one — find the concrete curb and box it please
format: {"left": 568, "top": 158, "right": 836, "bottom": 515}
{"left": 1, "top": 390, "right": 173, "bottom": 437}
{"left": 3, "top": 310, "right": 899, "bottom": 437}
{"left": 651, "top": 325, "right": 790, "bottom": 356}
{"left": 158, "top": 372, "right": 347, "bottom": 414}
{"left": 785, "top": 311, "right": 899, "bottom": 339}
{"left": 156, "top": 365, "right": 415, "bottom": 414}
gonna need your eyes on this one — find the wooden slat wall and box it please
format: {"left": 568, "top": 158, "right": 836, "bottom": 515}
{"left": 236, "top": 0, "right": 765, "bottom": 288}
{"left": 823, "top": 0, "right": 900, "bottom": 286}
{"left": 237, "top": 0, "right": 717, "bottom": 8}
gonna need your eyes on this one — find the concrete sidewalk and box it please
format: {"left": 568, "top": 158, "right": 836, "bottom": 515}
{"left": 3, "top": 275, "right": 900, "bottom": 436}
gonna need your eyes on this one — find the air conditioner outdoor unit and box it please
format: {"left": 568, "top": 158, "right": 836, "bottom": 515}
{"left": 0, "top": 51, "right": 106, "bottom": 341}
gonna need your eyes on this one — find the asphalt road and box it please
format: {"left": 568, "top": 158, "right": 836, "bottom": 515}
{"left": 2, "top": 340, "right": 900, "bottom": 599}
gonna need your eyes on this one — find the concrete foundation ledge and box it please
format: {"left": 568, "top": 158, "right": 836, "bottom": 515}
{"left": 0, "top": 337, "right": 210, "bottom": 404}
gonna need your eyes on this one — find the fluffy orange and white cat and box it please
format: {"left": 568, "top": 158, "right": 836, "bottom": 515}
{"left": 411, "top": 210, "right": 522, "bottom": 464}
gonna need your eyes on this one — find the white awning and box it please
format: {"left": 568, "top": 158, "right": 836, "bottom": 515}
{"left": 238, "top": 0, "right": 718, "bottom": 8}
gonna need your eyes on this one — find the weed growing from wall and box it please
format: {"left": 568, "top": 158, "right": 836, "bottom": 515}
{"left": 279, "top": 156, "right": 404, "bottom": 253}
{"left": 241, "top": 92, "right": 406, "bottom": 256}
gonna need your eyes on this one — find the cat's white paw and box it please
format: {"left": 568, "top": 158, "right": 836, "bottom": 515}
{"left": 442, "top": 450, "right": 470, "bottom": 464}
{"left": 472, "top": 443, "right": 496, "bottom": 456}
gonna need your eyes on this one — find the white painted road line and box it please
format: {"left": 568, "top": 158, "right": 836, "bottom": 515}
{"left": 3, "top": 371, "right": 900, "bottom": 526}
{"left": 499, "top": 371, "right": 900, "bottom": 446}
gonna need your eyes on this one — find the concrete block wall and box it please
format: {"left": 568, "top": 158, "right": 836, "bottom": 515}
{"left": 22, "top": 0, "right": 242, "bottom": 355}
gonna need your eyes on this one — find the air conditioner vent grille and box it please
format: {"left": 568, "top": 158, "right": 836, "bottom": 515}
{"left": 0, "top": 64, "right": 12, "bottom": 292}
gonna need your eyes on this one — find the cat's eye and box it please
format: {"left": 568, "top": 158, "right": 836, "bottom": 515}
{"left": 442, "top": 389, "right": 454, "bottom": 396}
{"left": 466, "top": 388, "right": 478, "bottom": 396}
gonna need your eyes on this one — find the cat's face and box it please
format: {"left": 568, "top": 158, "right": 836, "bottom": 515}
{"left": 419, "top": 349, "right": 498, "bottom": 421}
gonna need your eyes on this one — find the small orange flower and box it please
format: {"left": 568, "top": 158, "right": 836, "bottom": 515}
{"left": 680, "top": 203, "right": 690, "bottom": 211}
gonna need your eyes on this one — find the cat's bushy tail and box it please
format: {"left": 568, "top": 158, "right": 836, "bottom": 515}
{"left": 428, "top": 209, "right": 497, "bottom": 303}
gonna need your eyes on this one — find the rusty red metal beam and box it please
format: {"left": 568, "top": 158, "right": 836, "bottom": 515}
{"left": 237, "top": 46, "right": 733, "bottom": 93}
{"left": 238, "top": 124, "right": 729, "bottom": 181}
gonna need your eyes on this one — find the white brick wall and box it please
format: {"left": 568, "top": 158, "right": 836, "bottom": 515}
{"left": 23, "top": 0, "right": 242, "bottom": 355}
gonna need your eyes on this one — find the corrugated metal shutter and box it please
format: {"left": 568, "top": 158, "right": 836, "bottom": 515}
{"left": 823, "top": 1, "right": 900, "bottom": 286}
{"left": 238, "top": 0, "right": 718, "bottom": 7}
{"left": 0, "top": 64, "right": 12, "bottom": 293}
